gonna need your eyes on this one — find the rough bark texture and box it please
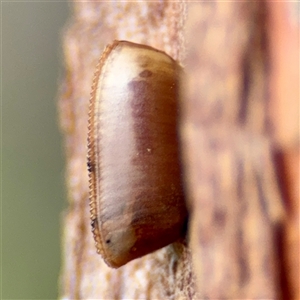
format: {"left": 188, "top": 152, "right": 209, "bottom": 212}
{"left": 58, "top": 2, "right": 299, "bottom": 299}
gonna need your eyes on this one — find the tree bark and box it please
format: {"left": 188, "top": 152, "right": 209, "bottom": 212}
{"left": 58, "top": 2, "right": 299, "bottom": 299}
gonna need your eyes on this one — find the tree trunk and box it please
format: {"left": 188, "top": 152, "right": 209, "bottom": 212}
{"left": 58, "top": 2, "right": 299, "bottom": 299}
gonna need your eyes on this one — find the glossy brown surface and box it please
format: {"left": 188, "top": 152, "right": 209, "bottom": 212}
{"left": 88, "top": 41, "right": 187, "bottom": 268}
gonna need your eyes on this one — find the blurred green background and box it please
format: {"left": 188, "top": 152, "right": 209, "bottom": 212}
{"left": 2, "top": 2, "right": 70, "bottom": 299}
